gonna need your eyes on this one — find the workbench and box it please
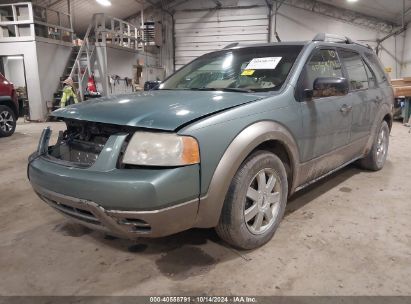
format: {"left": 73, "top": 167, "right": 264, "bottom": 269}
{"left": 391, "top": 78, "right": 411, "bottom": 124}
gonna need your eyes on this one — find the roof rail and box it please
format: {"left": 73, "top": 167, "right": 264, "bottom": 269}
{"left": 223, "top": 42, "right": 239, "bottom": 49}
{"left": 352, "top": 41, "right": 373, "bottom": 50}
{"left": 313, "top": 33, "right": 353, "bottom": 44}
{"left": 313, "top": 33, "right": 372, "bottom": 50}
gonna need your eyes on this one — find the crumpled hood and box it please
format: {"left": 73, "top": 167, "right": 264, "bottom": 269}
{"left": 52, "top": 90, "right": 264, "bottom": 130}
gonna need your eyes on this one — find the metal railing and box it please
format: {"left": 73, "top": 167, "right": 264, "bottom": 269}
{"left": 69, "top": 17, "right": 96, "bottom": 101}
{"left": 94, "top": 13, "right": 145, "bottom": 50}
{"left": 0, "top": 2, "right": 73, "bottom": 42}
{"left": 68, "top": 13, "right": 152, "bottom": 100}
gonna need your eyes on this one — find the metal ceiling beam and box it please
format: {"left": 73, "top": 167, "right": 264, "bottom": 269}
{"left": 283, "top": 0, "right": 395, "bottom": 33}
{"left": 175, "top": 4, "right": 266, "bottom": 12}
{"left": 211, "top": 0, "right": 222, "bottom": 9}
{"left": 398, "top": 3, "right": 411, "bottom": 27}
{"left": 145, "top": 0, "right": 173, "bottom": 16}
{"left": 163, "top": 0, "right": 192, "bottom": 12}
{"left": 46, "top": 0, "right": 66, "bottom": 8}
{"left": 377, "top": 26, "right": 407, "bottom": 45}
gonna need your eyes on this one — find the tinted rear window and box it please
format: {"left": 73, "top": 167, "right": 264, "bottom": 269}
{"left": 364, "top": 53, "right": 389, "bottom": 85}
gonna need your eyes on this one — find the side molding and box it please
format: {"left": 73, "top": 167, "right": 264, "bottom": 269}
{"left": 194, "top": 121, "right": 300, "bottom": 228}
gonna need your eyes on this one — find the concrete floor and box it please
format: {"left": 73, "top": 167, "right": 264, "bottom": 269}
{"left": 0, "top": 121, "right": 410, "bottom": 296}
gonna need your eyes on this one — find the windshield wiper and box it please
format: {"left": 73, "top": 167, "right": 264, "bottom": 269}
{"left": 189, "top": 87, "right": 254, "bottom": 93}
{"left": 220, "top": 87, "right": 254, "bottom": 93}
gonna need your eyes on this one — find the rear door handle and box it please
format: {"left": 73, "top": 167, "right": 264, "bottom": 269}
{"left": 340, "top": 104, "right": 352, "bottom": 113}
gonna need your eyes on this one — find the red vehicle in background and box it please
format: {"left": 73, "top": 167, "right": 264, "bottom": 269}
{"left": 0, "top": 73, "right": 18, "bottom": 137}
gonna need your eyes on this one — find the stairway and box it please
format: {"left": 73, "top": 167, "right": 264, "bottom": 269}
{"left": 52, "top": 13, "right": 145, "bottom": 110}
{"left": 52, "top": 45, "right": 80, "bottom": 110}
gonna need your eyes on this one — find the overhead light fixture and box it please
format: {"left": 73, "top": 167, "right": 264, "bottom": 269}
{"left": 7, "top": 56, "right": 23, "bottom": 60}
{"left": 347, "top": 0, "right": 358, "bottom": 3}
{"left": 96, "top": 0, "right": 112, "bottom": 6}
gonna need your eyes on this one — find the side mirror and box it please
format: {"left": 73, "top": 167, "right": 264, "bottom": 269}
{"left": 312, "top": 77, "right": 349, "bottom": 98}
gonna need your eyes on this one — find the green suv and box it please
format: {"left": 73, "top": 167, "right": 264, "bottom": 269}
{"left": 28, "top": 34, "right": 393, "bottom": 249}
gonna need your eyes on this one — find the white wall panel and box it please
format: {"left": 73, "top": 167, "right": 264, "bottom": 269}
{"left": 0, "top": 40, "right": 50, "bottom": 120}
{"left": 174, "top": 5, "right": 269, "bottom": 69}
{"left": 171, "top": 0, "right": 403, "bottom": 77}
{"left": 275, "top": 4, "right": 403, "bottom": 78}
{"left": 2, "top": 58, "right": 26, "bottom": 88}
{"left": 36, "top": 41, "right": 72, "bottom": 115}
{"left": 177, "top": 26, "right": 268, "bottom": 37}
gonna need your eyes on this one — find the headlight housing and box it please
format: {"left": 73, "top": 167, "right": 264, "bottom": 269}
{"left": 122, "top": 132, "right": 200, "bottom": 166}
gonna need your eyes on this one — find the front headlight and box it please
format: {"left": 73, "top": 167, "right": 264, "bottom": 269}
{"left": 122, "top": 132, "right": 200, "bottom": 166}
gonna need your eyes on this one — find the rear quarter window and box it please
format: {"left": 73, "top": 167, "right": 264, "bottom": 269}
{"left": 364, "top": 53, "right": 389, "bottom": 85}
{"left": 363, "top": 59, "right": 377, "bottom": 89}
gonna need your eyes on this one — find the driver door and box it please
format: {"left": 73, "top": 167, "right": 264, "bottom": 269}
{"left": 298, "top": 48, "right": 353, "bottom": 162}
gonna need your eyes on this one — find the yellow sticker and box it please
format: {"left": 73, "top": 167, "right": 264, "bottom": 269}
{"left": 241, "top": 69, "right": 255, "bottom": 76}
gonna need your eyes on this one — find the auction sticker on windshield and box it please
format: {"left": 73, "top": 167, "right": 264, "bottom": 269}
{"left": 245, "top": 57, "right": 282, "bottom": 70}
{"left": 241, "top": 69, "right": 255, "bottom": 76}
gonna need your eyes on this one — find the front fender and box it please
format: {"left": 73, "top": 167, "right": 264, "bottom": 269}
{"left": 193, "top": 120, "right": 300, "bottom": 228}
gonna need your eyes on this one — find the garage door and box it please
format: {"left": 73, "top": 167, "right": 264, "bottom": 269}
{"left": 174, "top": 7, "right": 269, "bottom": 69}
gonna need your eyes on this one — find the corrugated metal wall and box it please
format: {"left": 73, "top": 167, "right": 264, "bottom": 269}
{"left": 174, "top": 7, "right": 269, "bottom": 69}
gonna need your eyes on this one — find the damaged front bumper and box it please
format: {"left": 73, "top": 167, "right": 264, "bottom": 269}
{"left": 32, "top": 184, "right": 198, "bottom": 238}
{"left": 28, "top": 127, "right": 200, "bottom": 238}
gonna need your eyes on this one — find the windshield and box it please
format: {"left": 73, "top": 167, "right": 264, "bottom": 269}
{"left": 160, "top": 45, "right": 303, "bottom": 92}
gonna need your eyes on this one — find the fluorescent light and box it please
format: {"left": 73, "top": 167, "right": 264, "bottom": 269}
{"left": 347, "top": 0, "right": 358, "bottom": 2}
{"left": 7, "top": 56, "right": 23, "bottom": 60}
{"left": 96, "top": 0, "right": 111, "bottom": 6}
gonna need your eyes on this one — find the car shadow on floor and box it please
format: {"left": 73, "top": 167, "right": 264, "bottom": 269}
{"left": 85, "top": 164, "right": 362, "bottom": 249}
{"left": 82, "top": 226, "right": 235, "bottom": 279}
{"left": 58, "top": 163, "right": 370, "bottom": 279}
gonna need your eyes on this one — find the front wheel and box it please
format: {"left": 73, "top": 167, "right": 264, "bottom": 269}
{"left": 358, "top": 120, "right": 390, "bottom": 171}
{"left": 216, "top": 151, "right": 288, "bottom": 249}
{"left": 0, "top": 105, "right": 16, "bottom": 137}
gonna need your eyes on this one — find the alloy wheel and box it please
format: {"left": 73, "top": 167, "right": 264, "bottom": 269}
{"left": 376, "top": 126, "right": 388, "bottom": 164}
{"left": 244, "top": 168, "right": 281, "bottom": 235}
{"left": 0, "top": 110, "right": 14, "bottom": 133}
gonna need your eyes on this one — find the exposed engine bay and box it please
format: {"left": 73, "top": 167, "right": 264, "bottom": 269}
{"left": 47, "top": 119, "right": 132, "bottom": 167}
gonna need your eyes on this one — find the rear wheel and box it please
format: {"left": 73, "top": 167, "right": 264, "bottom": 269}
{"left": 0, "top": 105, "right": 16, "bottom": 137}
{"left": 216, "top": 151, "right": 288, "bottom": 249}
{"left": 358, "top": 120, "right": 389, "bottom": 171}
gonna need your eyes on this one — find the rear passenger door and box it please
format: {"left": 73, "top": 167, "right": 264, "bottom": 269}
{"left": 338, "top": 49, "right": 378, "bottom": 142}
{"left": 364, "top": 52, "right": 391, "bottom": 121}
{"left": 298, "top": 48, "right": 353, "bottom": 162}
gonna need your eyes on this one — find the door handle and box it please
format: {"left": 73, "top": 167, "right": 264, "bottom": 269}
{"left": 340, "top": 104, "right": 352, "bottom": 113}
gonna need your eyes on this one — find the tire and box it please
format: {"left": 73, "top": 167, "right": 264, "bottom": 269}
{"left": 0, "top": 105, "right": 16, "bottom": 137}
{"left": 358, "top": 120, "right": 389, "bottom": 171}
{"left": 216, "top": 150, "right": 288, "bottom": 250}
